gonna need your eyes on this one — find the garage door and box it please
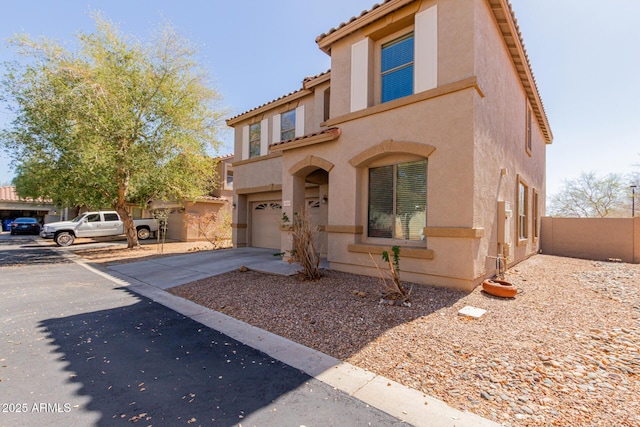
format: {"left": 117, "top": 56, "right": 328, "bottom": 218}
{"left": 251, "top": 202, "right": 282, "bottom": 249}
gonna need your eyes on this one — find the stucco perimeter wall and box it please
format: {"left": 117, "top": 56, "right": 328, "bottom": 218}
{"left": 541, "top": 217, "right": 640, "bottom": 264}
{"left": 166, "top": 201, "right": 230, "bottom": 242}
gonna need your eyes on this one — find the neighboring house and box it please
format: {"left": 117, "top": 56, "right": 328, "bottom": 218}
{"left": 0, "top": 186, "right": 61, "bottom": 228}
{"left": 226, "top": 0, "right": 552, "bottom": 290}
{"left": 149, "top": 154, "right": 234, "bottom": 242}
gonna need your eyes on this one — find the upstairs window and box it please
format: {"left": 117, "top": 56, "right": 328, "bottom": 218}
{"left": 368, "top": 160, "right": 426, "bottom": 240}
{"left": 281, "top": 110, "right": 296, "bottom": 141}
{"left": 249, "top": 123, "right": 261, "bottom": 158}
{"left": 518, "top": 180, "right": 529, "bottom": 241}
{"left": 381, "top": 33, "right": 414, "bottom": 103}
{"left": 225, "top": 164, "right": 233, "bottom": 190}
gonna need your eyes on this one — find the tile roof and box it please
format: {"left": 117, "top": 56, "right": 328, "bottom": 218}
{"left": 270, "top": 127, "right": 342, "bottom": 151}
{"left": 302, "top": 70, "right": 331, "bottom": 86}
{"left": 227, "top": 71, "right": 331, "bottom": 126}
{"left": 487, "top": 0, "right": 552, "bottom": 143}
{"left": 226, "top": 87, "right": 309, "bottom": 125}
{"left": 315, "top": 1, "right": 394, "bottom": 44}
{"left": 0, "top": 186, "right": 51, "bottom": 203}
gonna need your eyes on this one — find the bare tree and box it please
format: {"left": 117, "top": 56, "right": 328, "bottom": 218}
{"left": 548, "top": 171, "right": 627, "bottom": 217}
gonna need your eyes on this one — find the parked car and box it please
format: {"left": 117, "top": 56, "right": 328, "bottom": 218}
{"left": 40, "top": 211, "right": 159, "bottom": 247}
{"left": 10, "top": 217, "right": 41, "bottom": 235}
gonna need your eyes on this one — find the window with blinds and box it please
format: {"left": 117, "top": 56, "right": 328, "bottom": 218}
{"left": 368, "top": 160, "right": 427, "bottom": 240}
{"left": 381, "top": 33, "right": 414, "bottom": 103}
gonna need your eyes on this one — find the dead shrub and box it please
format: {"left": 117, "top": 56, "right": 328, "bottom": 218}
{"left": 187, "top": 208, "right": 232, "bottom": 249}
{"left": 282, "top": 209, "right": 322, "bottom": 281}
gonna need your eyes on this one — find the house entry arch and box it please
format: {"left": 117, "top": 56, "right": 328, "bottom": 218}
{"left": 287, "top": 155, "right": 333, "bottom": 256}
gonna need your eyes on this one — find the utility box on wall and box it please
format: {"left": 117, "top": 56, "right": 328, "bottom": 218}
{"left": 497, "top": 201, "right": 512, "bottom": 258}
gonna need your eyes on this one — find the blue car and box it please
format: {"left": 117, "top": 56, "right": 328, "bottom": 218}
{"left": 10, "top": 217, "right": 41, "bottom": 235}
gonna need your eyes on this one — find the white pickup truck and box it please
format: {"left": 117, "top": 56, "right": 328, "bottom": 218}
{"left": 40, "top": 211, "right": 159, "bottom": 247}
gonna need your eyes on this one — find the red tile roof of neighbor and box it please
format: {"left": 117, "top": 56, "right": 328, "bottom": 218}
{"left": 0, "top": 186, "right": 51, "bottom": 203}
{"left": 0, "top": 186, "right": 20, "bottom": 202}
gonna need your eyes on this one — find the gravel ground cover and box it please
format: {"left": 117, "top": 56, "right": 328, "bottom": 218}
{"left": 168, "top": 255, "right": 640, "bottom": 427}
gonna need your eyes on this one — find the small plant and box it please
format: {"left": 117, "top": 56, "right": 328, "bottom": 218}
{"left": 370, "top": 245, "right": 412, "bottom": 305}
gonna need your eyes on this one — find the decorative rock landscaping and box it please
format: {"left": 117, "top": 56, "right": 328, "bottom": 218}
{"left": 169, "top": 255, "right": 640, "bottom": 426}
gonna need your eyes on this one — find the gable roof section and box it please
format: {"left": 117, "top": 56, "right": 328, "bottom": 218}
{"left": 315, "top": 0, "right": 552, "bottom": 144}
{"left": 226, "top": 87, "right": 311, "bottom": 126}
{"left": 270, "top": 127, "right": 342, "bottom": 152}
{"left": 226, "top": 71, "right": 332, "bottom": 127}
{"left": 487, "top": 0, "right": 552, "bottom": 144}
{"left": 0, "top": 186, "right": 51, "bottom": 203}
{"left": 315, "top": 0, "right": 410, "bottom": 52}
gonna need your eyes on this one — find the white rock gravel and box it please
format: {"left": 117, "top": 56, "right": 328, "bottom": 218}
{"left": 169, "top": 254, "right": 640, "bottom": 427}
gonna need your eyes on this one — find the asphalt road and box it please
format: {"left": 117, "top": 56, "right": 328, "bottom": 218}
{"left": 0, "top": 234, "right": 409, "bottom": 426}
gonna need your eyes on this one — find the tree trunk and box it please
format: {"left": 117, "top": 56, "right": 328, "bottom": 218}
{"left": 115, "top": 166, "right": 139, "bottom": 249}
{"left": 114, "top": 203, "right": 139, "bottom": 249}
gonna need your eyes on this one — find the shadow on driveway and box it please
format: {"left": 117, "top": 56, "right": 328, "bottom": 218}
{"left": 38, "top": 286, "right": 409, "bottom": 426}
{"left": 0, "top": 238, "right": 73, "bottom": 267}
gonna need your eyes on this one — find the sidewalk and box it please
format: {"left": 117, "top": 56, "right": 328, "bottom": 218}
{"left": 84, "top": 247, "right": 500, "bottom": 427}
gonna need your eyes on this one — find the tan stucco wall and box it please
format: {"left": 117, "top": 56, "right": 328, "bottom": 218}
{"left": 166, "top": 201, "right": 230, "bottom": 242}
{"left": 472, "top": 0, "right": 547, "bottom": 276}
{"left": 541, "top": 217, "right": 639, "bottom": 263}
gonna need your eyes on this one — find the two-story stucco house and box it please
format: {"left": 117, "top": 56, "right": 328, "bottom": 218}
{"left": 226, "top": 0, "right": 552, "bottom": 291}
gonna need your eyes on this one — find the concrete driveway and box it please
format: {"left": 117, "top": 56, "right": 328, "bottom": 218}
{"left": 106, "top": 247, "right": 302, "bottom": 289}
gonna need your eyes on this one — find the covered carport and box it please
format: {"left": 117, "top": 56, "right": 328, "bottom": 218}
{"left": 0, "top": 186, "right": 59, "bottom": 231}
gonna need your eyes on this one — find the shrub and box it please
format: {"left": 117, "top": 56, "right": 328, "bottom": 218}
{"left": 283, "top": 209, "right": 322, "bottom": 280}
{"left": 187, "top": 208, "right": 232, "bottom": 249}
{"left": 370, "top": 246, "right": 412, "bottom": 305}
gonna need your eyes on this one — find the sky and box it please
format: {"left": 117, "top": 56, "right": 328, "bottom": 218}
{"left": 0, "top": 0, "right": 639, "bottom": 199}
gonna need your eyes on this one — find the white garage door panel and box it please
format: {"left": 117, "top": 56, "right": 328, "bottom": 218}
{"left": 251, "top": 202, "right": 282, "bottom": 249}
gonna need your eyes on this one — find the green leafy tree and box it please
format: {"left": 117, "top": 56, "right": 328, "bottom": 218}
{"left": 548, "top": 171, "right": 627, "bottom": 218}
{"left": 1, "top": 14, "right": 223, "bottom": 248}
